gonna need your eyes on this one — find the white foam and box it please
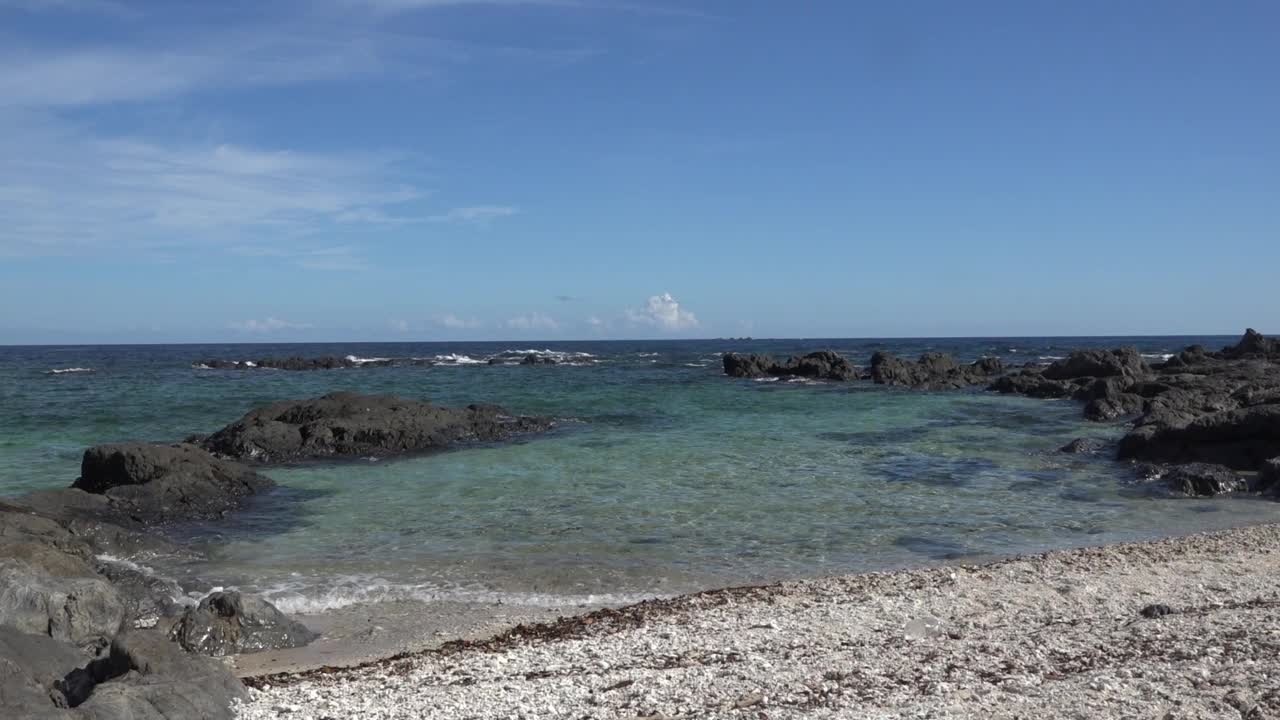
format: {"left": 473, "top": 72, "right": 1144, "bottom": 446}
{"left": 344, "top": 354, "right": 392, "bottom": 364}
{"left": 45, "top": 367, "right": 94, "bottom": 374}
{"left": 1038, "top": 356, "right": 1066, "bottom": 361}
{"left": 1142, "top": 353, "right": 1174, "bottom": 361}
{"left": 242, "top": 361, "right": 257, "bottom": 368}
{"left": 192, "top": 363, "right": 213, "bottom": 370}
{"left": 752, "top": 377, "right": 781, "bottom": 383}
{"left": 260, "top": 578, "right": 654, "bottom": 615}
{"left": 432, "top": 353, "right": 485, "bottom": 365}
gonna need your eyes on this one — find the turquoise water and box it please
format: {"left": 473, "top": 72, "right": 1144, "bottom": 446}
{"left": 4, "top": 337, "right": 1278, "bottom": 613}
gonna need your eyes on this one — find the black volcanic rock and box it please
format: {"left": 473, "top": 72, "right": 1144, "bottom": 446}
{"left": 195, "top": 356, "right": 398, "bottom": 370}
{"left": 200, "top": 392, "right": 555, "bottom": 464}
{"left": 1221, "top": 328, "right": 1280, "bottom": 359}
{"left": 1162, "top": 463, "right": 1248, "bottom": 497}
{"left": 870, "top": 351, "right": 1005, "bottom": 390}
{"left": 520, "top": 353, "right": 558, "bottom": 365}
{"left": 1041, "top": 348, "right": 1151, "bottom": 383}
{"left": 171, "top": 591, "right": 316, "bottom": 657}
{"left": 722, "top": 351, "right": 859, "bottom": 381}
{"left": 1118, "top": 403, "right": 1280, "bottom": 470}
{"left": 1059, "top": 438, "right": 1106, "bottom": 454}
{"left": 74, "top": 443, "right": 274, "bottom": 525}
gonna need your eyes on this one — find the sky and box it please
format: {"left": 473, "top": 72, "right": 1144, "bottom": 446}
{"left": 1, "top": 0, "right": 1277, "bottom": 343}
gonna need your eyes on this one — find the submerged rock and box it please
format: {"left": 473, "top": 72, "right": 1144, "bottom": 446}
{"left": 1059, "top": 438, "right": 1106, "bottom": 454}
{"left": 171, "top": 591, "right": 316, "bottom": 657}
{"left": 73, "top": 443, "right": 274, "bottom": 525}
{"left": 201, "top": 392, "right": 555, "bottom": 464}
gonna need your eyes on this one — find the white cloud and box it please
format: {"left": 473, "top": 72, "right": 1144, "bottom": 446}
{"left": 437, "top": 313, "right": 482, "bottom": 329}
{"left": 227, "top": 317, "right": 313, "bottom": 333}
{"left": 626, "top": 292, "right": 698, "bottom": 330}
{"left": 431, "top": 205, "right": 519, "bottom": 226}
{"left": 0, "top": 114, "right": 424, "bottom": 257}
{"left": 586, "top": 315, "right": 609, "bottom": 330}
{"left": 389, "top": 318, "right": 410, "bottom": 332}
{"left": 506, "top": 312, "right": 560, "bottom": 331}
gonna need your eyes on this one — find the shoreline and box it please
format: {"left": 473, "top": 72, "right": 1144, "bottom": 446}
{"left": 237, "top": 522, "right": 1280, "bottom": 718}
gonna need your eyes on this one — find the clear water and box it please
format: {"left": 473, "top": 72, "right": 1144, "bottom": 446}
{"left": 3, "top": 337, "right": 1277, "bottom": 614}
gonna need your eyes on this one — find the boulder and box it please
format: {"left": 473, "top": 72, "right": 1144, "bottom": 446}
{"left": 1083, "top": 393, "right": 1146, "bottom": 421}
{"left": 777, "top": 351, "right": 860, "bottom": 381}
{"left": 520, "top": 354, "right": 557, "bottom": 365}
{"left": 74, "top": 629, "right": 248, "bottom": 720}
{"left": 722, "top": 353, "right": 776, "bottom": 379}
{"left": 1162, "top": 463, "right": 1248, "bottom": 497}
{"left": 870, "top": 352, "right": 1004, "bottom": 390}
{"left": 1041, "top": 348, "right": 1151, "bottom": 382}
{"left": 200, "top": 392, "right": 555, "bottom": 464}
{"left": 73, "top": 443, "right": 274, "bottom": 525}
{"left": 0, "top": 626, "right": 82, "bottom": 719}
{"left": 170, "top": 591, "right": 316, "bottom": 656}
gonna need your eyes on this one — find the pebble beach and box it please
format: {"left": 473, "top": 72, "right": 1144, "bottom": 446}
{"left": 237, "top": 523, "right": 1280, "bottom": 719}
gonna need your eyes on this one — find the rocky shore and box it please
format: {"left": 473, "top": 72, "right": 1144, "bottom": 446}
{"left": 0, "top": 393, "right": 555, "bottom": 719}
{"left": 236, "top": 522, "right": 1280, "bottom": 719}
{"left": 724, "top": 328, "right": 1280, "bottom": 499}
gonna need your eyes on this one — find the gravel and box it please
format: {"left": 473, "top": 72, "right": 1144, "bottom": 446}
{"left": 237, "top": 524, "right": 1280, "bottom": 719}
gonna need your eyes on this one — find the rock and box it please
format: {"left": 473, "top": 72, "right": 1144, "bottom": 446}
{"left": 1139, "top": 603, "right": 1175, "bottom": 619}
{"left": 1083, "top": 393, "right": 1145, "bottom": 421}
{"left": 1118, "top": 404, "right": 1280, "bottom": 470}
{"left": 1221, "top": 328, "right": 1280, "bottom": 359}
{"left": 0, "top": 507, "right": 126, "bottom": 652}
{"left": 871, "top": 352, "right": 1004, "bottom": 390}
{"left": 171, "top": 591, "right": 316, "bottom": 656}
{"left": 200, "top": 392, "right": 555, "bottom": 464}
{"left": 195, "top": 356, "right": 393, "bottom": 371}
{"left": 721, "top": 353, "right": 776, "bottom": 379}
{"left": 520, "top": 354, "right": 557, "bottom": 365}
{"left": 722, "top": 351, "right": 859, "bottom": 381}
{"left": 0, "top": 626, "right": 83, "bottom": 719}
{"left": 989, "top": 369, "right": 1074, "bottom": 399}
{"left": 1163, "top": 463, "right": 1247, "bottom": 497}
{"left": 73, "top": 443, "right": 274, "bottom": 525}
{"left": 782, "top": 351, "right": 860, "bottom": 381}
{"left": 74, "top": 629, "right": 248, "bottom": 719}
{"left": 1257, "top": 457, "right": 1280, "bottom": 494}
{"left": 1041, "top": 348, "right": 1151, "bottom": 382}
{"left": 1059, "top": 438, "right": 1105, "bottom": 454}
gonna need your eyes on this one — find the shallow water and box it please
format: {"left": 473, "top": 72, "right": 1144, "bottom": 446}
{"left": 3, "top": 336, "right": 1277, "bottom": 614}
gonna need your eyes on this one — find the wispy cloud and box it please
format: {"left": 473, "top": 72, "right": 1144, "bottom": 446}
{"left": 227, "top": 317, "right": 313, "bottom": 333}
{"left": 506, "top": 312, "right": 560, "bottom": 331}
{"left": 436, "top": 313, "right": 482, "bottom": 329}
{"left": 0, "top": 113, "right": 424, "bottom": 257}
{"left": 626, "top": 292, "right": 698, "bottom": 330}
{"left": 388, "top": 318, "right": 410, "bottom": 332}
{"left": 555, "top": 294, "right": 578, "bottom": 302}
{"left": 430, "top": 205, "right": 519, "bottom": 226}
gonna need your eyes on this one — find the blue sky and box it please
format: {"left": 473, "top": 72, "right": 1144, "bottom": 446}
{"left": 1, "top": 0, "right": 1276, "bottom": 343}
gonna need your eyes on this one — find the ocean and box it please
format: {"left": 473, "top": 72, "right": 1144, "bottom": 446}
{"left": 4, "top": 336, "right": 1278, "bottom": 616}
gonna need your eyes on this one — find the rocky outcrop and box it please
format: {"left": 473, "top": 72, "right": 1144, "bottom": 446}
{"left": 171, "top": 591, "right": 316, "bottom": 656}
{"left": 1118, "top": 404, "right": 1280, "bottom": 469}
{"left": 869, "top": 352, "right": 1005, "bottom": 390}
{"left": 196, "top": 356, "right": 397, "bottom": 370}
{"left": 200, "top": 392, "right": 555, "bottom": 463}
{"left": 520, "top": 354, "right": 557, "bottom": 365}
{"left": 722, "top": 351, "right": 860, "bottom": 381}
{"left": 1059, "top": 438, "right": 1106, "bottom": 454}
{"left": 73, "top": 443, "right": 274, "bottom": 525}
{"left": 1041, "top": 349, "right": 1151, "bottom": 383}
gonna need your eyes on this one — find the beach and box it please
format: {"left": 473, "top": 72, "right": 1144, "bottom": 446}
{"left": 236, "top": 523, "right": 1280, "bottom": 719}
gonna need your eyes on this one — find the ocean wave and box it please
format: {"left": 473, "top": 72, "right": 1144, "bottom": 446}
{"left": 260, "top": 577, "right": 654, "bottom": 615}
{"left": 752, "top": 376, "right": 781, "bottom": 383}
{"left": 683, "top": 362, "right": 710, "bottom": 367}
{"left": 636, "top": 352, "right": 660, "bottom": 358}
{"left": 44, "top": 367, "right": 95, "bottom": 375}
{"left": 344, "top": 354, "right": 392, "bottom": 364}
{"left": 430, "top": 353, "right": 486, "bottom": 365}
{"left": 1142, "top": 353, "right": 1174, "bottom": 361}
{"left": 1037, "top": 356, "right": 1066, "bottom": 361}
